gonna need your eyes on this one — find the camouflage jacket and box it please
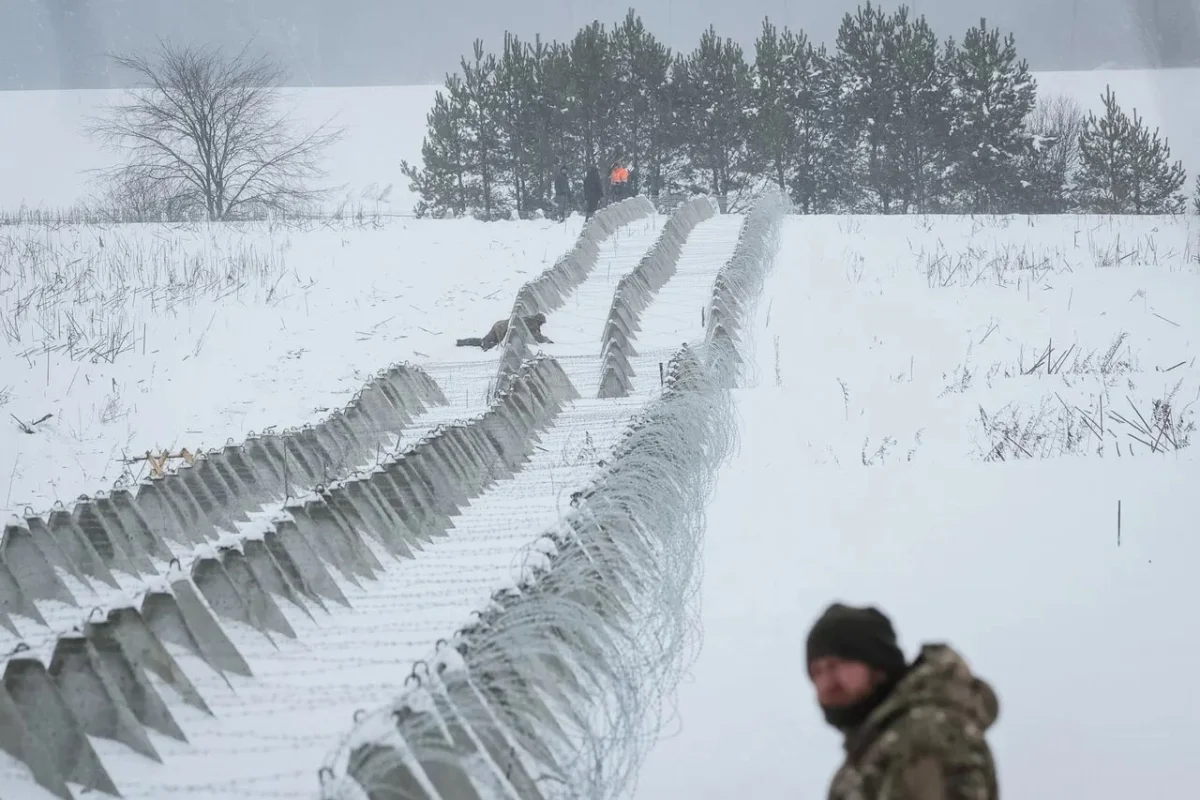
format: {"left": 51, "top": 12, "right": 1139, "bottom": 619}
{"left": 480, "top": 315, "right": 550, "bottom": 350}
{"left": 827, "top": 644, "right": 1000, "bottom": 800}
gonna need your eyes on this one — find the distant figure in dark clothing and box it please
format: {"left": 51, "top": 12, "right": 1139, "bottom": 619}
{"left": 583, "top": 166, "right": 603, "bottom": 219}
{"left": 553, "top": 166, "right": 571, "bottom": 221}
{"left": 456, "top": 313, "right": 552, "bottom": 351}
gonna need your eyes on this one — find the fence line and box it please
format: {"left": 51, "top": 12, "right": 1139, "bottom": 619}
{"left": 0, "top": 354, "right": 579, "bottom": 799}
{"left": 0, "top": 188, "right": 789, "bottom": 800}
{"left": 597, "top": 196, "right": 720, "bottom": 399}
{"left": 1, "top": 361, "right": 446, "bottom": 631}
{"left": 494, "top": 197, "right": 656, "bottom": 397}
{"left": 317, "top": 186, "right": 788, "bottom": 800}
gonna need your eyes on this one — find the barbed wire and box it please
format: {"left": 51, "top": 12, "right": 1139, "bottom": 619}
{"left": 317, "top": 187, "right": 788, "bottom": 800}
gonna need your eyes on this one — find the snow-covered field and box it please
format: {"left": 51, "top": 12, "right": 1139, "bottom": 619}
{"left": 772, "top": 214, "right": 1200, "bottom": 465}
{"left": 0, "top": 217, "right": 581, "bottom": 515}
{"left": 631, "top": 213, "right": 1200, "bottom": 800}
{"left": 5, "top": 205, "right": 1197, "bottom": 799}
{"left": 0, "top": 194, "right": 747, "bottom": 797}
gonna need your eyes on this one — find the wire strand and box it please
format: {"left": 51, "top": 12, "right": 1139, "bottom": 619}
{"left": 319, "top": 187, "right": 789, "bottom": 800}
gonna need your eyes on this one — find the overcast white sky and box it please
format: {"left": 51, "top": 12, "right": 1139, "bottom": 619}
{"left": 2, "top": 0, "right": 1197, "bottom": 89}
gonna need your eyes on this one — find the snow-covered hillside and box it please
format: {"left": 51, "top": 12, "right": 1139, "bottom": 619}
{"left": 1, "top": 66, "right": 1198, "bottom": 800}
{"left": 0, "top": 217, "right": 581, "bottom": 515}
{"left": 3, "top": 199, "right": 1197, "bottom": 798}
{"left": 631, "top": 212, "right": 1200, "bottom": 800}
{"left": 0, "top": 188, "right": 753, "bottom": 797}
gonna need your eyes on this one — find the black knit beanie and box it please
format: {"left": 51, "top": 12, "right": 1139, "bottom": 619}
{"left": 806, "top": 603, "right": 908, "bottom": 678}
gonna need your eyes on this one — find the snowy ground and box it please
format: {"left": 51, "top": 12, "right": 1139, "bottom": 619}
{"left": 777, "top": 214, "right": 1200, "bottom": 465}
{"left": 0, "top": 217, "right": 582, "bottom": 516}
{"left": 630, "top": 213, "right": 1200, "bottom": 800}
{"left": 0, "top": 68, "right": 1197, "bottom": 215}
{"left": 3, "top": 208, "right": 1200, "bottom": 799}
{"left": 0, "top": 206, "right": 745, "bottom": 798}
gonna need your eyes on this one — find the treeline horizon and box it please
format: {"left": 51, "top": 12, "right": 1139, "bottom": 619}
{"left": 403, "top": 2, "right": 1197, "bottom": 220}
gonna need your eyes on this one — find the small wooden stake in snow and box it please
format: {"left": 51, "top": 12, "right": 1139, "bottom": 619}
{"left": 700, "top": 307, "right": 705, "bottom": 327}
{"left": 1117, "top": 500, "right": 1122, "bottom": 546}
{"left": 658, "top": 362, "right": 664, "bottom": 388}
{"left": 282, "top": 438, "right": 291, "bottom": 500}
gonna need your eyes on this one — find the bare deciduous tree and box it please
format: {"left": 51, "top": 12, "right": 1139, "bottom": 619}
{"left": 1021, "top": 93, "right": 1087, "bottom": 212}
{"left": 88, "top": 41, "right": 343, "bottom": 221}
{"left": 92, "top": 168, "right": 192, "bottom": 223}
{"left": 1031, "top": 93, "right": 1086, "bottom": 178}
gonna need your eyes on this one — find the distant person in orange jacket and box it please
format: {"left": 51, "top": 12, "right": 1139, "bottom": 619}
{"left": 609, "top": 161, "right": 630, "bottom": 201}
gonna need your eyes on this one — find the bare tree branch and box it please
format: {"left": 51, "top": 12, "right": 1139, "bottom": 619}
{"left": 1030, "top": 93, "right": 1086, "bottom": 178}
{"left": 85, "top": 39, "right": 344, "bottom": 221}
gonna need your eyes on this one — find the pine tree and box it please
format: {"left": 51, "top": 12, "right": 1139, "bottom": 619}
{"left": 524, "top": 37, "right": 571, "bottom": 215}
{"left": 672, "top": 27, "right": 756, "bottom": 211}
{"left": 1076, "top": 86, "right": 1187, "bottom": 214}
{"left": 564, "top": 22, "right": 620, "bottom": 170}
{"left": 538, "top": 42, "right": 576, "bottom": 177}
{"left": 886, "top": 9, "right": 955, "bottom": 213}
{"left": 796, "top": 43, "right": 854, "bottom": 212}
{"left": 610, "top": 11, "right": 676, "bottom": 200}
{"left": 1194, "top": 172, "right": 1200, "bottom": 214}
{"left": 1017, "top": 94, "right": 1085, "bottom": 213}
{"left": 752, "top": 19, "right": 845, "bottom": 213}
{"left": 794, "top": 43, "right": 853, "bottom": 213}
{"left": 400, "top": 76, "right": 470, "bottom": 218}
{"left": 835, "top": 2, "right": 899, "bottom": 212}
{"left": 459, "top": 40, "right": 508, "bottom": 220}
{"left": 751, "top": 19, "right": 798, "bottom": 195}
{"left": 947, "top": 19, "right": 1038, "bottom": 213}
{"left": 494, "top": 33, "right": 544, "bottom": 218}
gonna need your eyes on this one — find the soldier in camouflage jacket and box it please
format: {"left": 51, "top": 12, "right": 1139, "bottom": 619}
{"left": 806, "top": 604, "right": 1000, "bottom": 800}
{"left": 455, "top": 312, "right": 552, "bottom": 351}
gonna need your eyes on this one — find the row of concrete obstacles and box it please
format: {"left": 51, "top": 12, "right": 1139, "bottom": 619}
{"left": 319, "top": 188, "right": 790, "bottom": 800}
{"left": 0, "top": 363, "right": 446, "bottom": 638}
{"left": 332, "top": 346, "right": 712, "bottom": 800}
{"left": 702, "top": 187, "right": 789, "bottom": 385}
{"left": 597, "top": 196, "right": 720, "bottom": 399}
{"left": 496, "top": 196, "right": 656, "bottom": 397}
{"left": 0, "top": 356, "right": 579, "bottom": 799}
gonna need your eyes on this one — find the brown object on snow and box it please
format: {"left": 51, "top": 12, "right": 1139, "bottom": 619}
{"left": 456, "top": 313, "right": 552, "bottom": 351}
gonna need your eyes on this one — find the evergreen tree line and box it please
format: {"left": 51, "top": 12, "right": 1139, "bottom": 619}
{"left": 403, "top": 3, "right": 1194, "bottom": 220}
